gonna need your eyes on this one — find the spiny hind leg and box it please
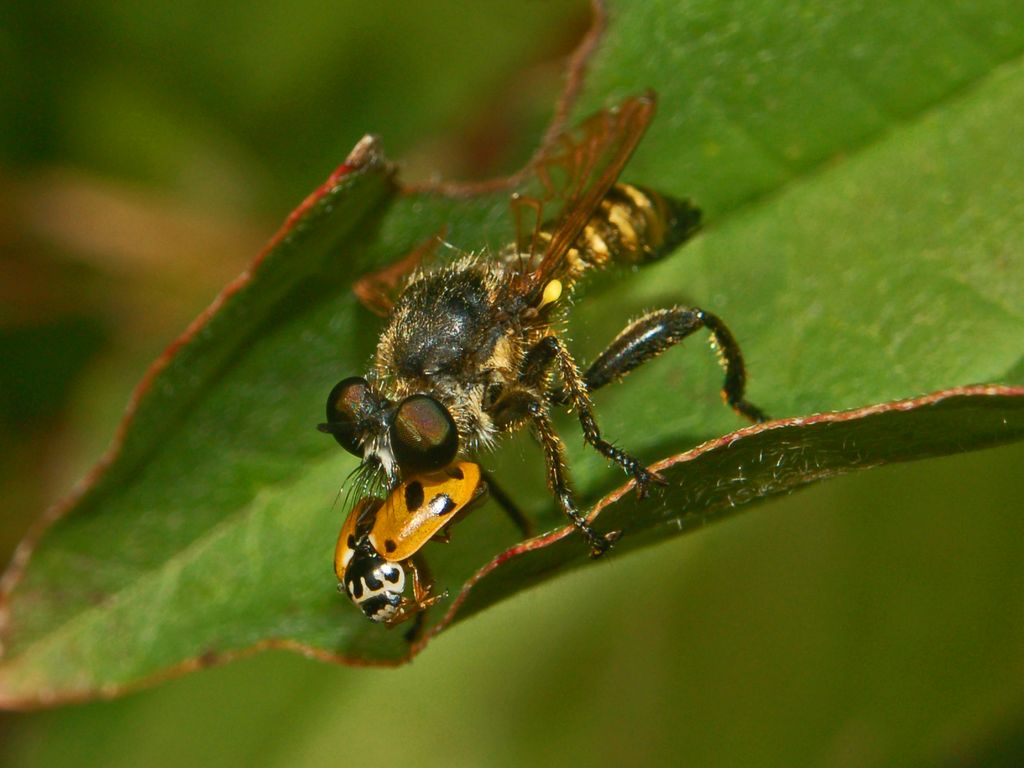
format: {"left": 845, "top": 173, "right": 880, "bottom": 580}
{"left": 567, "top": 307, "right": 769, "bottom": 423}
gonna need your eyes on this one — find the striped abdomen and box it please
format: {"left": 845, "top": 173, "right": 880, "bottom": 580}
{"left": 560, "top": 183, "right": 702, "bottom": 283}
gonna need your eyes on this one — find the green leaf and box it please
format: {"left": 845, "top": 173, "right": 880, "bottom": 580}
{"left": 445, "top": 387, "right": 1024, "bottom": 627}
{"left": 2, "top": 0, "right": 1023, "bottom": 707}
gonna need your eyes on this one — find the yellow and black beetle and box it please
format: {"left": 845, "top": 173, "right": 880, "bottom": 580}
{"left": 334, "top": 461, "right": 484, "bottom": 625}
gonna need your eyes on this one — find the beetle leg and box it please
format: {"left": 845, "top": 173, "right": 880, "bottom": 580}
{"left": 386, "top": 554, "right": 447, "bottom": 636}
{"left": 429, "top": 529, "right": 453, "bottom": 544}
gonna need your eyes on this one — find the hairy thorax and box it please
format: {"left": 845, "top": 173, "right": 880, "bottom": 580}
{"left": 372, "top": 257, "right": 534, "bottom": 452}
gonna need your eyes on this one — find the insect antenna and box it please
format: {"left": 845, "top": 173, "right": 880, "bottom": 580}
{"left": 510, "top": 192, "right": 544, "bottom": 272}
{"left": 436, "top": 236, "right": 460, "bottom": 256}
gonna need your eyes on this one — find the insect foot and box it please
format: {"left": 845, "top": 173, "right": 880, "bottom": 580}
{"left": 588, "top": 529, "right": 623, "bottom": 559}
{"left": 385, "top": 589, "right": 448, "bottom": 629}
{"left": 633, "top": 467, "right": 668, "bottom": 500}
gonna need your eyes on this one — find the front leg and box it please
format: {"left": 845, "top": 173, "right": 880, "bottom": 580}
{"left": 526, "top": 335, "right": 665, "bottom": 498}
{"left": 352, "top": 231, "right": 443, "bottom": 316}
{"left": 526, "top": 399, "right": 621, "bottom": 558}
{"left": 480, "top": 468, "right": 534, "bottom": 538}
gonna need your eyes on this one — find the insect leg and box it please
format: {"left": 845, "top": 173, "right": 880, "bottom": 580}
{"left": 480, "top": 468, "right": 534, "bottom": 538}
{"left": 352, "top": 230, "right": 443, "bottom": 316}
{"left": 556, "top": 307, "right": 768, "bottom": 423}
{"left": 391, "top": 554, "right": 446, "bottom": 639}
{"left": 530, "top": 335, "right": 666, "bottom": 499}
{"left": 407, "top": 554, "right": 438, "bottom": 607}
{"left": 526, "top": 398, "right": 620, "bottom": 558}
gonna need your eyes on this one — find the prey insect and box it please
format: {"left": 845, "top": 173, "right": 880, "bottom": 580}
{"left": 320, "top": 92, "right": 767, "bottom": 620}
{"left": 335, "top": 461, "right": 485, "bottom": 625}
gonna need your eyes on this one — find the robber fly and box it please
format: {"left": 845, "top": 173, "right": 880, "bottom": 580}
{"left": 319, "top": 92, "right": 767, "bottom": 571}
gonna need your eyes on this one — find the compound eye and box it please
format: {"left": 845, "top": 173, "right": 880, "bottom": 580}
{"left": 322, "top": 377, "right": 375, "bottom": 456}
{"left": 390, "top": 394, "right": 458, "bottom": 474}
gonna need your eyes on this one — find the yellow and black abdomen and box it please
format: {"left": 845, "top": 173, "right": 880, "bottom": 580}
{"left": 572, "top": 183, "right": 701, "bottom": 276}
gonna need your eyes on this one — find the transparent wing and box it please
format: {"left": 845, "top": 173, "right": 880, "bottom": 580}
{"left": 512, "top": 93, "right": 656, "bottom": 287}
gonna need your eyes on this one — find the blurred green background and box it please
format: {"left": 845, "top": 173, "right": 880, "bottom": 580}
{"left": 2, "top": 1, "right": 1023, "bottom": 766}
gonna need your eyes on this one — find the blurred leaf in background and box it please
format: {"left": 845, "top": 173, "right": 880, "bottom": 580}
{"left": 2, "top": 0, "right": 1024, "bottom": 765}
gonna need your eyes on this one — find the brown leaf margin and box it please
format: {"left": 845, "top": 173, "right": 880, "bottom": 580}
{"left": 0, "top": 134, "right": 390, "bottom": 622}
{"left": 423, "top": 384, "right": 1024, "bottom": 641}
